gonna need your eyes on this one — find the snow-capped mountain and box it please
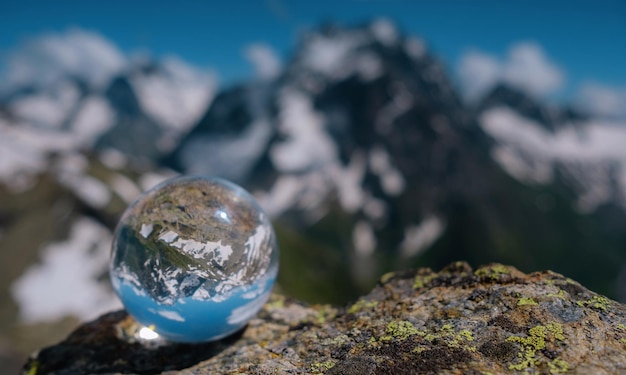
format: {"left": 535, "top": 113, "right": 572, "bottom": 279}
{"left": 477, "top": 86, "right": 626, "bottom": 213}
{"left": 165, "top": 20, "right": 626, "bottom": 303}
{"left": 2, "top": 21, "right": 626, "bottom": 342}
{"left": 0, "top": 30, "right": 215, "bottom": 191}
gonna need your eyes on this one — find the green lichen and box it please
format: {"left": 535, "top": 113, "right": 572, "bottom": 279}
{"left": 507, "top": 327, "right": 546, "bottom": 370}
{"left": 264, "top": 296, "right": 285, "bottom": 309}
{"left": 347, "top": 299, "right": 379, "bottom": 314}
{"left": 617, "top": 323, "right": 626, "bottom": 344}
{"left": 548, "top": 358, "right": 569, "bottom": 374}
{"left": 517, "top": 297, "right": 538, "bottom": 306}
{"left": 506, "top": 323, "right": 566, "bottom": 371}
{"left": 577, "top": 295, "right": 611, "bottom": 311}
{"left": 474, "top": 265, "right": 510, "bottom": 281}
{"left": 321, "top": 334, "right": 350, "bottom": 346}
{"left": 442, "top": 325, "right": 476, "bottom": 351}
{"left": 24, "top": 360, "right": 38, "bottom": 375}
{"left": 413, "top": 273, "right": 436, "bottom": 289}
{"left": 380, "top": 271, "right": 396, "bottom": 284}
{"left": 546, "top": 289, "right": 566, "bottom": 299}
{"left": 379, "top": 320, "right": 423, "bottom": 341}
{"left": 458, "top": 330, "right": 474, "bottom": 342}
{"left": 311, "top": 305, "right": 337, "bottom": 325}
{"left": 311, "top": 360, "right": 336, "bottom": 373}
{"left": 546, "top": 322, "right": 565, "bottom": 341}
{"left": 413, "top": 324, "right": 476, "bottom": 352}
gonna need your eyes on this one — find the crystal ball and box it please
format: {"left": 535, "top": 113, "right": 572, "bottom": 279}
{"left": 109, "top": 176, "right": 279, "bottom": 342}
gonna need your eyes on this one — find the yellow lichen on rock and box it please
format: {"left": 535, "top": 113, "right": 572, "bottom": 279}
{"left": 506, "top": 323, "right": 566, "bottom": 371}
{"left": 474, "top": 264, "right": 510, "bottom": 280}
{"left": 577, "top": 295, "right": 611, "bottom": 311}
{"left": 517, "top": 297, "right": 538, "bottom": 306}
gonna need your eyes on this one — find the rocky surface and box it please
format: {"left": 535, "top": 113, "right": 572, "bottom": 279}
{"left": 23, "top": 262, "right": 626, "bottom": 374}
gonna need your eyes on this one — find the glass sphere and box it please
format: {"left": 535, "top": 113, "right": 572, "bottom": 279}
{"left": 110, "top": 176, "right": 279, "bottom": 342}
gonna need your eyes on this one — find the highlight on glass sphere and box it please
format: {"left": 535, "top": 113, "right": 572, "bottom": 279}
{"left": 109, "top": 175, "right": 279, "bottom": 343}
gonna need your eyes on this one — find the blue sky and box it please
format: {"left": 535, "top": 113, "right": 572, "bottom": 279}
{"left": 1, "top": 0, "right": 624, "bottom": 103}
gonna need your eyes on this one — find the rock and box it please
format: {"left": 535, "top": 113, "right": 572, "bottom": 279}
{"left": 23, "top": 262, "right": 626, "bottom": 374}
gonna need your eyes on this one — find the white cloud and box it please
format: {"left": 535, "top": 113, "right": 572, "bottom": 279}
{"left": 2, "top": 28, "right": 125, "bottom": 90}
{"left": 577, "top": 82, "right": 626, "bottom": 119}
{"left": 457, "top": 42, "right": 564, "bottom": 102}
{"left": 244, "top": 43, "right": 282, "bottom": 80}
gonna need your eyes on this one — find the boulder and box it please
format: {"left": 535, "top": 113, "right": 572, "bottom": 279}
{"left": 23, "top": 262, "right": 626, "bottom": 374}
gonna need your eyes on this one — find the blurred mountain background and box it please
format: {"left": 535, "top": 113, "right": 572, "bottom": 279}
{"left": 1, "top": 0, "right": 625, "bottom": 372}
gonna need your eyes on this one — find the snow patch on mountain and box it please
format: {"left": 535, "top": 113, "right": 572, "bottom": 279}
{"left": 1, "top": 29, "right": 125, "bottom": 92}
{"left": 258, "top": 88, "right": 377, "bottom": 219}
{"left": 182, "top": 119, "right": 273, "bottom": 181}
{"left": 577, "top": 82, "right": 626, "bottom": 120}
{"left": 303, "top": 31, "right": 365, "bottom": 78}
{"left": 300, "top": 28, "right": 387, "bottom": 83}
{"left": 458, "top": 42, "right": 564, "bottom": 102}
{"left": 271, "top": 89, "right": 336, "bottom": 172}
{"left": 369, "top": 145, "right": 405, "bottom": 196}
{"left": 404, "top": 37, "right": 426, "bottom": 60}
{"left": 363, "top": 193, "right": 387, "bottom": 221}
{"left": 375, "top": 85, "right": 413, "bottom": 134}
{"left": 400, "top": 216, "right": 445, "bottom": 258}
{"left": 353, "top": 220, "right": 376, "bottom": 256}
{"left": 10, "top": 81, "right": 79, "bottom": 128}
{"left": 130, "top": 57, "right": 216, "bottom": 132}
{"left": 59, "top": 172, "right": 112, "bottom": 209}
{"left": 70, "top": 96, "right": 116, "bottom": 144}
{"left": 11, "top": 217, "right": 121, "bottom": 323}
{"left": 331, "top": 152, "right": 367, "bottom": 212}
{"left": 98, "top": 149, "right": 128, "bottom": 170}
{"left": 369, "top": 19, "right": 398, "bottom": 47}
{"left": 244, "top": 43, "right": 282, "bottom": 80}
{"left": 481, "top": 106, "right": 626, "bottom": 211}
{"left": 0, "top": 118, "right": 47, "bottom": 190}
{"left": 355, "top": 52, "right": 383, "bottom": 81}
{"left": 110, "top": 174, "right": 142, "bottom": 204}
{"left": 0, "top": 113, "right": 95, "bottom": 190}
{"left": 139, "top": 170, "right": 179, "bottom": 191}
{"left": 257, "top": 174, "right": 320, "bottom": 218}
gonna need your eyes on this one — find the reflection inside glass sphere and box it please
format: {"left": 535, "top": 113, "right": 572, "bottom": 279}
{"left": 109, "top": 176, "right": 279, "bottom": 342}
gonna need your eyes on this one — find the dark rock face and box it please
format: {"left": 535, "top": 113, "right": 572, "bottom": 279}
{"left": 25, "top": 310, "right": 244, "bottom": 374}
{"left": 95, "top": 76, "right": 165, "bottom": 163}
{"left": 23, "top": 262, "right": 626, "bottom": 374}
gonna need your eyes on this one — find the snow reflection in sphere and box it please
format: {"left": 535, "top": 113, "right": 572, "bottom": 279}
{"left": 109, "top": 176, "right": 279, "bottom": 342}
